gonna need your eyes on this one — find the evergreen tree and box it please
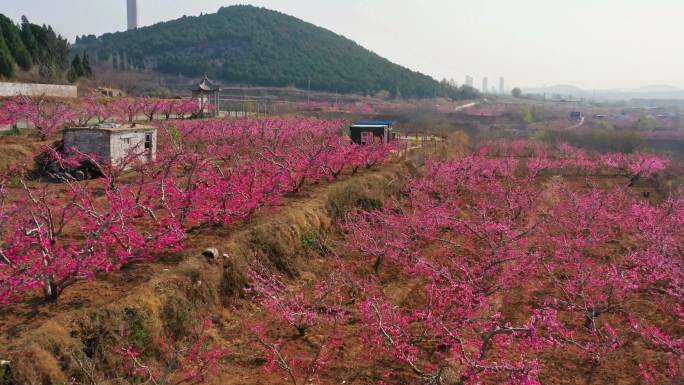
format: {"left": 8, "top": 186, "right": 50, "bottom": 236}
{"left": 0, "top": 15, "right": 32, "bottom": 70}
{"left": 0, "top": 34, "right": 16, "bottom": 79}
{"left": 44, "top": 25, "right": 70, "bottom": 71}
{"left": 71, "top": 53, "right": 84, "bottom": 76}
{"left": 0, "top": 14, "right": 72, "bottom": 81}
{"left": 19, "top": 16, "right": 39, "bottom": 61}
{"left": 82, "top": 50, "right": 92, "bottom": 76}
{"left": 67, "top": 53, "right": 84, "bottom": 82}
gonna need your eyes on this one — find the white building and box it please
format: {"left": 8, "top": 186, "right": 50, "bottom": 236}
{"left": 127, "top": 0, "right": 138, "bottom": 30}
{"left": 63, "top": 123, "right": 156, "bottom": 166}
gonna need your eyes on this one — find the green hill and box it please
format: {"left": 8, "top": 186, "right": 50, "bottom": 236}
{"left": 75, "top": 5, "right": 476, "bottom": 99}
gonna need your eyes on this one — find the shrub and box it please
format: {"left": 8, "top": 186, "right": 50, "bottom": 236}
{"left": 123, "top": 308, "right": 152, "bottom": 354}
{"left": 161, "top": 296, "right": 196, "bottom": 338}
{"left": 301, "top": 231, "right": 318, "bottom": 251}
{"left": 326, "top": 178, "right": 385, "bottom": 219}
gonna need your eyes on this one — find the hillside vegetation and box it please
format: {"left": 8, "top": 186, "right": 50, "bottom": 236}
{"left": 0, "top": 15, "right": 75, "bottom": 81}
{"left": 75, "top": 5, "right": 476, "bottom": 99}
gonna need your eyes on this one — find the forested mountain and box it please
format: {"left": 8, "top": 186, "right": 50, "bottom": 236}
{"left": 0, "top": 14, "right": 77, "bottom": 81}
{"left": 75, "top": 5, "right": 476, "bottom": 99}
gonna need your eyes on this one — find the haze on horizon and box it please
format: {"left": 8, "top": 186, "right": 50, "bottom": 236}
{"left": 2, "top": 0, "right": 682, "bottom": 91}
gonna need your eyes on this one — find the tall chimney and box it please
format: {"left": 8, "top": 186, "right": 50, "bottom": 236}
{"left": 127, "top": 0, "right": 138, "bottom": 30}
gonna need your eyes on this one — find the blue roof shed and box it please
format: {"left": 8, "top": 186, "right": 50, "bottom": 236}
{"left": 352, "top": 120, "right": 394, "bottom": 127}
{"left": 350, "top": 120, "right": 395, "bottom": 144}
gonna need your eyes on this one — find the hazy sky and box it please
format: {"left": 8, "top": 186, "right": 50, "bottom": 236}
{"left": 2, "top": 0, "right": 683, "bottom": 90}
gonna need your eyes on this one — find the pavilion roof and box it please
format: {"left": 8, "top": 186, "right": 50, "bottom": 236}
{"left": 193, "top": 74, "right": 220, "bottom": 92}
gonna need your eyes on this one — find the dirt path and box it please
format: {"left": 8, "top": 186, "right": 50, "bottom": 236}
{"left": 454, "top": 101, "right": 479, "bottom": 111}
{"left": 566, "top": 115, "right": 585, "bottom": 129}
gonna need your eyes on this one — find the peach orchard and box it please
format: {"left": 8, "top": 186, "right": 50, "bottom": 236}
{"left": 0, "top": 96, "right": 681, "bottom": 384}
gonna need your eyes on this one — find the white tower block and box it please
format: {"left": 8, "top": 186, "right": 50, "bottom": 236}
{"left": 127, "top": 0, "right": 138, "bottom": 30}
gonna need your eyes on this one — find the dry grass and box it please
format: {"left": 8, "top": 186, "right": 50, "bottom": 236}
{"left": 0, "top": 135, "right": 57, "bottom": 171}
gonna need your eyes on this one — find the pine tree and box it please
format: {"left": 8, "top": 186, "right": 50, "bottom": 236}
{"left": 0, "top": 15, "right": 32, "bottom": 70}
{"left": 43, "top": 25, "right": 70, "bottom": 72}
{"left": 19, "top": 16, "right": 39, "bottom": 62}
{"left": 68, "top": 53, "right": 84, "bottom": 82}
{"left": 0, "top": 33, "right": 16, "bottom": 79}
{"left": 71, "top": 54, "right": 84, "bottom": 76}
{"left": 82, "top": 50, "right": 92, "bottom": 76}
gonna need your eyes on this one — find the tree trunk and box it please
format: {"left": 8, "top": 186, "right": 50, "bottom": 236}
{"left": 43, "top": 275, "right": 60, "bottom": 301}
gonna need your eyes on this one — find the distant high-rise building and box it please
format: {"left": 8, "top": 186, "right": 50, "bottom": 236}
{"left": 499, "top": 77, "right": 505, "bottom": 94}
{"left": 482, "top": 77, "right": 488, "bottom": 94}
{"left": 465, "top": 75, "right": 473, "bottom": 87}
{"left": 127, "top": 0, "right": 138, "bottom": 30}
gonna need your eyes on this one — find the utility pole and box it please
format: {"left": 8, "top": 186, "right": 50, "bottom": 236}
{"left": 307, "top": 77, "right": 311, "bottom": 103}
